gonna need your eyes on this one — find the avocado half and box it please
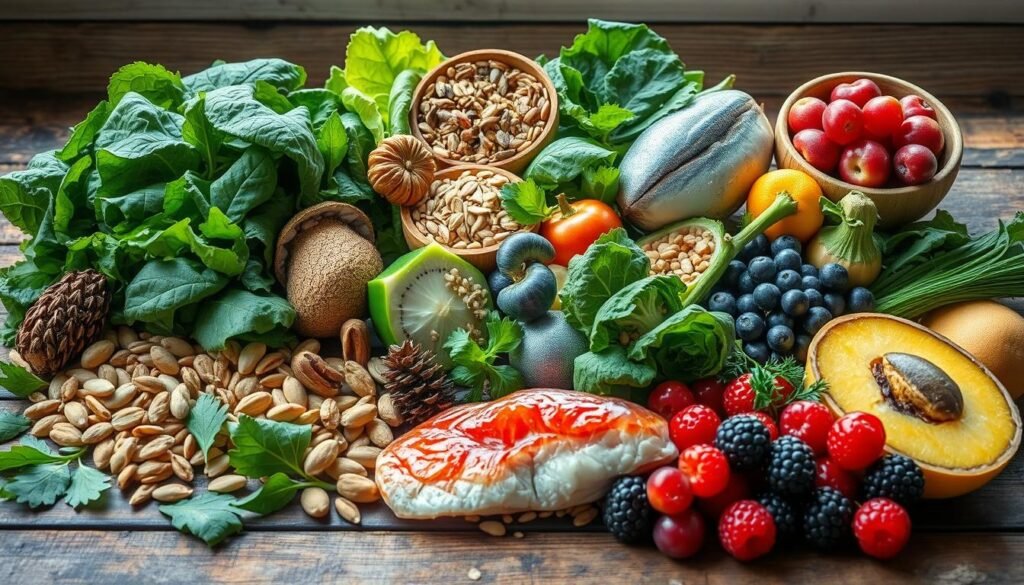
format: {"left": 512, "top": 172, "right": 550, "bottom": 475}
{"left": 368, "top": 243, "right": 492, "bottom": 365}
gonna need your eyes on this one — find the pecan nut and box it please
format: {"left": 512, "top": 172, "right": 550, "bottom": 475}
{"left": 291, "top": 351, "right": 343, "bottom": 397}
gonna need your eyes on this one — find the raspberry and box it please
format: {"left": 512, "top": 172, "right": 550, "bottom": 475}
{"left": 697, "top": 472, "right": 750, "bottom": 520}
{"left": 827, "top": 412, "right": 887, "bottom": 471}
{"left": 670, "top": 405, "right": 721, "bottom": 451}
{"left": 815, "top": 456, "right": 859, "bottom": 499}
{"left": 715, "top": 415, "right": 771, "bottom": 471}
{"left": 718, "top": 500, "right": 777, "bottom": 561}
{"left": 647, "top": 380, "right": 695, "bottom": 420}
{"left": 803, "top": 487, "right": 853, "bottom": 550}
{"left": 780, "top": 400, "right": 833, "bottom": 454}
{"left": 748, "top": 411, "right": 779, "bottom": 440}
{"left": 679, "top": 444, "right": 731, "bottom": 498}
{"left": 766, "top": 436, "right": 816, "bottom": 497}
{"left": 723, "top": 374, "right": 756, "bottom": 415}
{"left": 853, "top": 498, "right": 912, "bottom": 559}
{"left": 861, "top": 454, "right": 925, "bottom": 505}
{"left": 757, "top": 492, "right": 801, "bottom": 541}
{"left": 693, "top": 378, "right": 726, "bottom": 416}
{"left": 602, "top": 476, "right": 654, "bottom": 544}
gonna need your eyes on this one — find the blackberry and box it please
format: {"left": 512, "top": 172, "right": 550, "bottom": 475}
{"left": 602, "top": 476, "right": 653, "bottom": 544}
{"left": 803, "top": 487, "right": 853, "bottom": 550}
{"left": 757, "top": 492, "right": 800, "bottom": 542}
{"left": 766, "top": 436, "right": 816, "bottom": 497}
{"left": 861, "top": 454, "right": 925, "bottom": 505}
{"left": 715, "top": 415, "right": 771, "bottom": 471}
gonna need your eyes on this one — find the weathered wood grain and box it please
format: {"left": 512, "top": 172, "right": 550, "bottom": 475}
{"left": 2, "top": 24, "right": 1023, "bottom": 97}
{"left": 3, "top": 530, "right": 1024, "bottom": 584}
{"left": 2, "top": 0, "right": 1023, "bottom": 24}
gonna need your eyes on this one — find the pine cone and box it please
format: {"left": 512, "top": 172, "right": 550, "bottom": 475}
{"left": 382, "top": 340, "right": 455, "bottom": 426}
{"left": 16, "top": 270, "right": 110, "bottom": 377}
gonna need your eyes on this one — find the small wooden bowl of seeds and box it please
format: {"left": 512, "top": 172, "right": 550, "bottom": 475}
{"left": 410, "top": 49, "right": 559, "bottom": 174}
{"left": 400, "top": 165, "right": 538, "bottom": 272}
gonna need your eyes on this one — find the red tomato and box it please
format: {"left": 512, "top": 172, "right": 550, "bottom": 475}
{"left": 541, "top": 195, "right": 622, "bottom": 267}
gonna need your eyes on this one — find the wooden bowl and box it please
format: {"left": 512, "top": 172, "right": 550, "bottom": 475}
{"left": 409, "top": 49, "right": 559, "bottom": 175}
{"left": 775, "top": 72, "right": 963, "bottom": 229}
{"left": 399, "top": 165, "right": 538, "bottom": 273}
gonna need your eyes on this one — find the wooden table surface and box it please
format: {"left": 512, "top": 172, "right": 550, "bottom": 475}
{"left": 1, "top": 20, "right": 1023, "bottom": 584}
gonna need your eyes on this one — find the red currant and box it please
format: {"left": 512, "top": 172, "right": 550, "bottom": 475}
{"left": 747, "top": 411, "right": 778, "bottom": 441}
{"left": 692, "top": 378, "right": 726, "bottom": 416}
{"left": 670, "top": 405, "right": 721, "bottom": 451}
{"left": 723, "top": 374, "right": 756, "bottom": 416}
{"left": 647, "top": 380, "right": 695, "bottom": 420}
{"left": 827, "top": 412, "right": 887, "bottom": 471}
{"left": 647, "top": 466, "right": 694, "bottom": 515}
{"left": 718, "top": 500, "right": 777, "bottom": 561}
{"left": 679, "top": 444, "right": 731, "bottom": 498}
{"left": 815, "top": 456, "right": 859, "bottom": 499}
{"left": 696, "top": 472, "right": 750, "bottom": 520}
{"left": 854, "top": 498, "right": 912, "bottom": 559}
{"left": 780, "top": 400, "right": 834, "bottom": 454}
{"left": 653, "top": 509, "right": 706, "bottom": 559}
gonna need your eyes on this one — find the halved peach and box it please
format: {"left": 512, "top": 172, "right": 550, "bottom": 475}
{"left": 806, "top": 313, "right": 1021, "bottom": 498}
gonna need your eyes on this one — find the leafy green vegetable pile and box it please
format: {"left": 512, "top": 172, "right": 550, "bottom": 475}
{"left": 873, "top": 211, "right": 1024, "bottom": 318}
{"left": 0, "top": 435, "right": 109, "bottom": 509}
{"left": 0, "top": 27, "right": 445, "bottom": 351}
{"left": 560, "top": 229, "right": 735, "bottom": 398}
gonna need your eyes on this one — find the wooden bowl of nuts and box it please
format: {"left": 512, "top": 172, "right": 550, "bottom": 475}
{"left": 410, "top": 49, "right": 559, "bottom": 174}
{"left": 400, "top": 165, "right": 539, "bottom": 272}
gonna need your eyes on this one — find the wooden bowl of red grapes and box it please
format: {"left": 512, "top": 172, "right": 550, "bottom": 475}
{"left": 775, "top": 72, "right": 963, "bottom": 228}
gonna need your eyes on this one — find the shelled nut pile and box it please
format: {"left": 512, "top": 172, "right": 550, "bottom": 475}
{"left": 640, "top": 224, "right": 717, "bottom": 285}
{"left": 417, "top": 59, "right": 551, "bottom": 164}
{"left": 411, "top": 169, "right": 521, "bottom": 249}
{"left": 18, "top": 327, "right": 401, "bottom": 523}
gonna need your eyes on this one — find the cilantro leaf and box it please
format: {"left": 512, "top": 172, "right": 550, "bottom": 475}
{"left": 233, "top": 472, "right": 304, "bottom": 515}
{"left": 228, "top": 415, "right": 310, "bottom": 478}
{"left": 0, "top": 361, "right": 46, "bottom": 398}
{"left": 485, "top": 314, "right": 524, "bottom": 356}
{"left": 187, "top": 393, "right": 228, "bottom": 462}
{"left": 581, "top": 165, "right": 620, "bottom": 204}
{"left": 487, "top": 365, "right": 525, "bottom": 399}
{"left": 444, "top": 313, "right": 524, "bottom": 401}
{"left": 5, "top": 462, "right": 71, "bottom": 507}
{"left": 499, "top": 179, "right": 553, "bottom": 226}
{"left": 0, "top": 412, "right": 31, "bottom": 442}
{"left": 64, "top": 464, "right": 111, "bottom": 509}
{"left": 159, "top": 492, "right": 244, "bottom": 547}
{"left": 0, "top": 439, "right": 78, "bottom": 472}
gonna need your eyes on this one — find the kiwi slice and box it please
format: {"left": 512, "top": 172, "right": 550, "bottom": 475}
{"left": 368, "top": 243, "right": 492, "bottom": 365}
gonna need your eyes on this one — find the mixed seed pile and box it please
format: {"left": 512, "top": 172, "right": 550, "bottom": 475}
{"left": 642, "top": 224, "right": 718, "bottom": 285}
{"left": 16, "top": 328, "right": 402, "bottom": 522}
{"left": 417, "top": 59, "right": 551, "bottom": 164}
{"left": 465, "top": 503, "right": 599, "bottom": 538}
{"left": 411, "top": 169, "right": 521, "bottom": 249}
{"left": 438, "top": 267, "right": 490, "bottom": 343}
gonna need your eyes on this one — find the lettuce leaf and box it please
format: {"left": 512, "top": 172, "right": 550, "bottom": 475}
{"left": 589, "top": 276, "right": 686, "bottom": 353}
{"left": 629, "top": 307, "right": 735, "bottom": 380}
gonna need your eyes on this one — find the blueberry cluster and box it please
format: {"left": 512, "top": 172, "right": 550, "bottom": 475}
{"left": 707, "top": 235, "right": 875, "bottom": 363}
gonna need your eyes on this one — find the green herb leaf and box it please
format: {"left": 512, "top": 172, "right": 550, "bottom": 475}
{"left": 524, "top": 137, "right": 617, "bottom": 191}
{"left": 228, "top": 415, "right": 310, "bottom": 479}
{"left": 0, "top": 440, "right": 69, "bottom": 472}
{"left": 316, "top": 112, "right": 349, "bottom": 180}
{"left": 64, "top": 464, "right": 111, "bottom": 509}
{"left": 187, "top": 393, "right": 228, "bottom": 463}
{"left": 499, "top": 179, "right": 553, "bottom": 226}
{"left": 159, "top": 492, "right": 244, "bottom": 547}
{"left": 233, "top": 472, "right": 303, "bottom": 515}
{"left": 0, "top": 412, "right": 30, "bottom": 442}
{"left": 560, "top": 228, "right": 650, "bottom": 334}
{"left": 581, "top": 165, "right": 620, "bottom": 204}
{"left": 58, "top": 101, "right": 112, "bottom": 163}
{"left": 445, "top": 313, "right": 524, "bottom": 401}
{"left": 5, "top": 462, "right": 71, "bottom": 507}
{"left": 0, "top": 361, "right": 47, "bottom": 398}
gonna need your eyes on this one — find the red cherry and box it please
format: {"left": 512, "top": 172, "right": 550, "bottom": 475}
{"left": 822, "top": 99, "right": 864, "bottom": 145}
{"left": 780, "top": 400, "right": 834, "bottom": 454}
{"left": 900, "top": 94, "right": 937, "bottom": 120}
{"left": 647, "top": 466, "right": 694, "bottom": 516}
{"left": 653, "top": 510, "right": 706, "bottom": 559}
{"left": 670, "top": 405, "right": 721, "bottom": 451}
{"left": 830, "top": 78, "right": 882, "bottom": 107}
{"left": 696, "top": 472, "right": 751, "bottom": 520}
{"left": 692, "top": 378, "right": 726, "bottom": 416}
{"left": 647, "top": 380, "right": 695, "bottom": 420}
{"left": 815, "top": 456, "right": 859, "bottom": 499}
{"left": 862, "top": 96, "right": 904, "bottom": 138}
{"left": 827, "top": 412, "right": 887, "bottom": 471}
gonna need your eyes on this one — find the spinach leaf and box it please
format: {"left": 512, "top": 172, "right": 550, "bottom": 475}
{"left": 159, "top": 493, "right": 244, "bottom": 547}
{"left": 560, "top": 228, "right": 650, "bottom": 334}
{"left": 210, "top": 147, "right": 277, "bottom": 223}
{"left": 524, "top": 137, "right": 617, "bottom": 191}
{"left": 589, "top": 275, "right": 686, "bottom": 353}
{"left": 58, "top": 101, "right": 111, "bottom": 163}
{"left": 316, "top": 112, "right": 349, "bottom": 180}
{"left": 573, "top": 346, "right": 656, "bottom": 398}
{"left": 181, "top": 95, "right": 224, "bottom": 178}
{"left": 107, "top": 62, "right": 186, "bottom": 109}
{"left": 629, "top": 306, "right": 735, "bottom": 380}
{"left": 163, "top": 171, "right": 211, "bottom": 219}
{"left": 191, "top": 288, "right": 295, "bottom": 351}
{"left": 123, "top": 258, "right": 228, "bottom": 324}
{"left": 0, "top": 151, "right": 67, "bottom": 234}
{"left": 287, "top": 89, "right": 343, "bottom": 129}
{"left": 183, "top": 58, "right": 307, "bottom": 94}
{"left": 96, "top": 182, "right": 166, "bottom": 227}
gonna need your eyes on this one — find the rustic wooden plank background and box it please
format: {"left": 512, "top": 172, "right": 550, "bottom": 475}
{"left": 2, "top": 0, "right": 1022, "bottom": 23}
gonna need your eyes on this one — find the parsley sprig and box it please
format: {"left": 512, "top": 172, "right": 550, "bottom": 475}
{"left": 444, "top": 312, "right": 525, "bottom": 402}
{"left": 0, "top": 436, "right": 107, "bottom": 509}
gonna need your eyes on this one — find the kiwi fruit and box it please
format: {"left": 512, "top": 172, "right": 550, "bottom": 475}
{"left": 368, "top": 243, "right": 492, "bottom": 365}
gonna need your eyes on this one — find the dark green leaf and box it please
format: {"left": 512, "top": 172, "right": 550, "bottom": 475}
{"left": 187, "top": 393, "right": 229, "bottom": 462}
{"left": 253, "top": 80, "right": 295, "bottom": 114}
{"left": 0, "top": 412, "right": 30, "bottom": 442}
{"left": 573, "top": 346, "right": 656, "bottom": 397}
{"left": 0, "top": 151, "right": 67, "bottom": 234}
{"left": 159, "top": 492, "right": 244, "bottom": 547}
{"left": 181, "top": 95, "right": 224, "bottom": 178}
{"left": 5, "top": 462, "right": 71, "bottom": 507}
{"left": 629, "top": 306, "right": 735, "bottom": 380}
{"left": 228, "top": 415, "right": 310, "bottom": 478}
{"left": 316, "top": 112, "right": 349, "bottom": 180}
{"left": 0, "top": 439, "right": 69, "bottom": 472}
{"left": 499, "top": 179, "right": 552, "bottom": 226}
{"left": 123, "top": 258, "right": 229, "bottom": 323}
{"left": 210, "top": 147, "right": 277, "bottom": 223}
{"left": 560, "top": 228, "right": 650, "bottom": 334}
{"left": 524, "top": 137, "right": 617, "bottom": 190}
{"left": 58, "top": 101, "right": 111, "bottom": 163}
{"left": 590, "top": 275, "right": 686, "bottom": 353}
{"left": 64, "top": 464, "right": 111, "bottom": 509}
{"left": 191, "top": 288, "right": 295, "bottom": 351}
{"left": 0, "top": 361, "right": 47, "bottom": 398}
{"left": 232, "top": 473, "right": 302, "bottom": 515}
{"left": 183, "top": 58, "right": 307, "bottom": 94}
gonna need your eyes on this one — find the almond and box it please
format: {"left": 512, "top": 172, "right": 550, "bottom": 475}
{"left": 303, "top": 439, "right": 340, "bottom": 476}
{"left": 237, "top": 342, "right": 267, "bottom": 376}
{"left": 206, "top": 453, "right": 230, "bottom": 477}
{"left": 235, "top": 391, "right": 273, "bottom": 416}
{"left": 110, "top": 437, "right": 137, "bottom": 474}
{"left": 137, "top": 435, "right": 175, "bottom": 460}
{"left": 152, "top": 484, "right": 193, "bottom": 503}
{"left": 131, "top": 424, "right": 164, "bottom": 438}
{"left": 129, "top": 484, "right": 156, "bottom": 506}
{"left": 150, "top": 346, "right": 180, "bottom": 376}
{"left": 24, "top": 399, "right": 60, "bottom": 420}
{"left": 479, "top": 521, "right": 507, "bottom": 537}
{"left": 344, "top": 361, "right": 376, "bottom": 397}
{"left": 170, "top": 384, "right": 192, "bottom": 420}
{"left": 92, "top": 438, "right": 115, "bottom": 470}
{"left": 81, "top": 340, "right": 116, "bottom": 369}
{"left": 267, "top": 403, "right": 306, "bottom": 422}
{"left": 254, "top": 352, "right": 284, "bottom": 376}
{"left": 295, "top": 410, "right": 321, "bottom": 425}
{"left": 326, "top": 457, "right": 367, "bottom": 479}
{"left": 138, "top": 462, "right": 173, "bottom": 484}
{"left": 111, "top": 407, "right": 146, "bottom": 431}
{"left": 320, "top": 398, "right": 340, "bottom": 430}
{"left": 340, "top": 319, "right": 371, "bottom": 367}
{"left": 133, "top": 376, "right": 165, "bottom": 394}
{"left": 346, "top": 445, "right": 381, "bottom": 470}
{"left": 300, "top": 487, "right": 331, "bottom": 518}
{"left": 170, "top": 453, "right": 194, "bottom": 482}
{"left": 30, "top": 414, "right": 63, "bottom": 437}
{"left": 366, "top": 418, "right": 394, "bottom": 448}
{"left": 50, "top": 422, "right": 84, "bottom": 446}
{"left": 63, "top": 401, "right": 89, "bottom": 429}
{"left": 81, "top": 422, "right": 114, "bottom": 445}
{"left": 334, "top": 496, "right": 361, "bottom": 524}
{"left": 340, "top": 403, "right": 377, "bottom": 428}
{"left": 60, "top": 376, "right": 79, "bottom": 402}
{"left": 208, "top": 474, "right": 249, "bottom": 493}
{"left": 335, "top": 473, "right": 380, "bottom": 503}
{"left": 160, "top": 337, "right": 194, "bottom": 358}
{"left": 83, "top": 395, "right": 112, "bottom": 421}
{"left": 148, "top": 392, "right": 170, "bottom": 423}
{"left": 117, "top": 463, "right": 139, "bottom": 490}
{"left": 376, "top": 393, "right": 403, "bottom": 427}
{"left": 103, "top": 383, "right": 137, "bottom": 410}
{"left": 81, "top": 378, "right": 115, "bottom": 398}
